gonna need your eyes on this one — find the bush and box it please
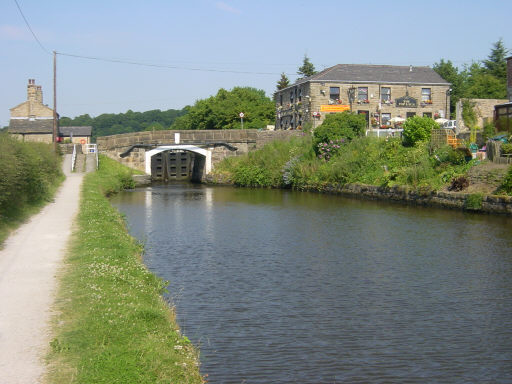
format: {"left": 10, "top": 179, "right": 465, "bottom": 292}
{"left": 402, "top": 116, "right": 437, "bottom": 146}
{"left": 498, "top": 165, "right": 512, "bottom": 195}
{"left": 465, "top": 193, "right": 483, "bottom": 210}
{"left": 433, "top": 145, "right": 466, "bottom": 165}
{"left": 0, "top": 134, "right": 62, "bottom": 217}
{"left": 312, "top": 112, "right": 366, "bottom": 153}
{"left": 501, "top": 143, "right": 512, "bottom": 155}
{"left": 483, "top": 122, "right": 496, "bottom": 141}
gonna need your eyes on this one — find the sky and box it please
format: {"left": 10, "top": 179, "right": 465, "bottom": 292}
{"left": 1, "top": 0, "right": 511, "bottom": 127}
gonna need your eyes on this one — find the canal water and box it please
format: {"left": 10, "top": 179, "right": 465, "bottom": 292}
{"left": 111, "top": 183, "right": 512, "bottom": 383}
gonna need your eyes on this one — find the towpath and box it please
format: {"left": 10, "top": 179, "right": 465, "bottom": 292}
{"left": 0, "top": 155, "right": 84, "bottom": 384}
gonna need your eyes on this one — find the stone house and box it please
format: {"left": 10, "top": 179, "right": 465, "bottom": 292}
{"left": 8, "top": 79, "right": 56, "bottom": 143}
{"left": 274, "top": 64, "right": 451, "bottom": 130}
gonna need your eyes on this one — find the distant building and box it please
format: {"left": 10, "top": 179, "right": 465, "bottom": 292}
{"left": 494, "top": 56, "right": 512, "bottom": 132}
{"left": 8, "top": 79, "right": 55, "bottom": 143}
{"left": 59, "top": 126, "right": 92, "bottom": 145}
{"left": 274, "top": 64, "right": 451, "bottom": 130}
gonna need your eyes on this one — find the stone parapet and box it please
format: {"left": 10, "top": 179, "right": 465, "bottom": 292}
{"left": 96, "top": 129, "right": 302, "bottom": 174}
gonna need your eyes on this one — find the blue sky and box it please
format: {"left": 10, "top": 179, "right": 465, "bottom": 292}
{"left": 1, "top": 0, "right": 510, "bottom": 127}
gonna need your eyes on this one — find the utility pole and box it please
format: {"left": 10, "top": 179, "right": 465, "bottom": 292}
{"left": 53, "top": 51, "right": 57, "bottom": 152}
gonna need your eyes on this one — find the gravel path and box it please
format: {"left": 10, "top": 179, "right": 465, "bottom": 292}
{"left": 0, "top": 156, "right": 83, "bottom": 384}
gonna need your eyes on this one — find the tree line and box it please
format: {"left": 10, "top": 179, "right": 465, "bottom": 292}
{"left": 59, "top": 108, "right": 188, "bottom": 140}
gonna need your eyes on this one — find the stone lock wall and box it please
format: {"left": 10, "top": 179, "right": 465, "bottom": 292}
{"left": 96, "top": 129, "right": 303, "bottom": 173}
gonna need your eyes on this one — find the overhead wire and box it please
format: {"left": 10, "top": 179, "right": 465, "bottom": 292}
{"left": 13, "top": 0, "right": 50, "bottom": 55}
{"left": 56, "top": 52, "right": 296, "bottom": 76}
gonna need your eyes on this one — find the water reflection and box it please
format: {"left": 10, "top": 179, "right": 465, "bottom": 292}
{"left": 111, "top": 184, "right": 512, "bottom": 383}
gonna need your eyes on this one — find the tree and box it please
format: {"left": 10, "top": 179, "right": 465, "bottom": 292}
{"left": 312, "top": 112, "right": 366, "bottom": 153}
{"left": 464, "top": 62, "right": 507, "bottom": 99}
{"left": 483, "top": 38, "right": 509, "bottom": 81}
{"left": 276, "top": 72, "right": 290, "bottom": 90}
{"left": 145, "top": 122, "right": 165, "bottom": 131}
{"left": 297, "top": 55, "right": 317, "bottom": 78}
{"left": 171, "top": 87, "right": 275, "bottom": 130}
{"left": 432, "top": 59, "right": 466, "bottom": 116}
{"left": 402, "top": 116, "right": 437, "bottom": 146}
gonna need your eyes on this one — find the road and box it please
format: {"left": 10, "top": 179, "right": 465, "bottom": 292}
{"left": 0, "top": 155, "right": 83, "bottom": 384}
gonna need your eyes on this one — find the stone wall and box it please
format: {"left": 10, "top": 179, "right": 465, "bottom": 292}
{"left": 97, "top": 129, "right": 303, "bottom": 173}
{"left": 487, "top": 140, "right": 512, "bottom": 164}
{"left": 456, "top": 98, "right": 508, "bottom": 130}
{"left": 303, "top": 183, "right": 512, "bottom": 215}
{"left": 9, "top": 133, "right": 53, "bottom": 143}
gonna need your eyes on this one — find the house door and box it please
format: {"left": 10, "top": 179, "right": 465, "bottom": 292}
{"left": 358, "top": 110, "right": 369, "bottom": 127}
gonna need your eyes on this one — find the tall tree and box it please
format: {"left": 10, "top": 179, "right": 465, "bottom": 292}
{"left": 297, "top": 55, "right": 317, "bottom": 78}
{"left": 464, "top": 61, "right": 507, "bottom": 99}
{"left": 433, "top": 59, "right": 466, "bottom": 115}
{"left": 276, "top": 72, "right": 290, "bottom": 90}
{"left": 482, "top": 38, "right": 509, "bottom": 81}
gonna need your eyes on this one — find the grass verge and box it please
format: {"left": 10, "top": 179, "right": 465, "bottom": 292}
{"left": 46, "top": 155, "right": 203, "bottom": 384}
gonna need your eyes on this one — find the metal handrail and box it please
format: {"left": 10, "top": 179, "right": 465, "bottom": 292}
{"left": 71, "top": 144, "right": 77, "bottom": 172}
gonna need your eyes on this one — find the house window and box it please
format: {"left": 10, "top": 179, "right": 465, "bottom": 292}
{"left": 382, "top": 113, "right": 391, "bottom": 126}
{"left": 381, "top": 87, "right": 391, "bottom": 103}
{"left": 422, "top": 88, "right": 432, "bottom": 103}
{"left": 290, "top": 90, "right": 294, "bottom": 104}
{"left": 280, "top": 94, "right": 283, "bottom": 105}
{"left": 298, "top": 88, "right": 303, "bottom": 102}
{"left": 358, "top": 87, "right": 368, "bottom": 102}
{"left": 423, "top": 112, "right": 432, "bottom": 118}
{"left": 329, "top": 87, "right": 340, "bottom": 103}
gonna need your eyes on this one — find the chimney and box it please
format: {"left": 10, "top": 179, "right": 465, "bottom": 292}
{"left": 409, "top": 65, "right": 413, "bottom": 72}
{"left": 26, "top": 79, "right": 44, "bottom": 104}
{"left": 36, "top": 85, "right": 43, "bottom": 104}
{"left": 27, "top": 78, "right": 37, "bottom": 103}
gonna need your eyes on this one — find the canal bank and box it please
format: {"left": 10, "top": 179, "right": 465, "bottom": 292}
{"left": 45, "top": 156, "right": 202, "bottom": 384}
{"left": 206, "top": 175, "right": 512, "bottom": 215}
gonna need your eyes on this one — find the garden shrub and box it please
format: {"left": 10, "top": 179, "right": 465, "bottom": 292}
{"left": 312, "top": 112, "right": 366, "bottom": 154}
{"left": 498, "top": 165, "right": 512, "bottom": 195}
{"left": 500, "top": 143, "right": 512, "bottom": 155}
{"left": 402, "top": 116, "right": 437, "bottom": 146}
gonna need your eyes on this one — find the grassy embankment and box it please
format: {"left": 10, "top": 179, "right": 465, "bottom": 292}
{"left": 212, "top": 134, "right": 512, "bottom": 195}
{"left": 0, "top": 133, "right": 64, "bottom": 246}
{"left": 46, "top": 155, "right": 202, "bottom": 384}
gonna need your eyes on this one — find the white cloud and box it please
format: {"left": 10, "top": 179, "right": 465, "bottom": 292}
{"left": 215, "top": 1, "right": 241, "bottom": 14}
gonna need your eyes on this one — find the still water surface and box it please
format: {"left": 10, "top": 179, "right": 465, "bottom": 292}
{"left": 111, "top": 184, "right": 512, "bottom": 383}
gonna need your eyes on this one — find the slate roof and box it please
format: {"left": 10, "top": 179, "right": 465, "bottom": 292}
{"left": 59, "top": 126, "right": 92, "bottom": 137}
{"left": 8, "top": 119, "right": 54, "bottom": 134}
{"left": 292, "top": 64, "right": 450, "bottom": 87}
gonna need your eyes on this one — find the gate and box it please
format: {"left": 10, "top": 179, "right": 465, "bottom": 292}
{"left": 151, "top": 150, "right": 194, "bottom": 181}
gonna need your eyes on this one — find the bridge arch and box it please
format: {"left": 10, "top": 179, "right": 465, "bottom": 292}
{"left": 145, "top": 145, "right": 212, "bottom": 178}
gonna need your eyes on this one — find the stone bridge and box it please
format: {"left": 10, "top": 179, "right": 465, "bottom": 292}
{"left": 96, "top": 129, "right": 303, "bottom": 181}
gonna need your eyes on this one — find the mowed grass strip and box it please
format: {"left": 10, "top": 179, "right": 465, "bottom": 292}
{"left": 46, "top": 156, "right": 203, "bottom": 384}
